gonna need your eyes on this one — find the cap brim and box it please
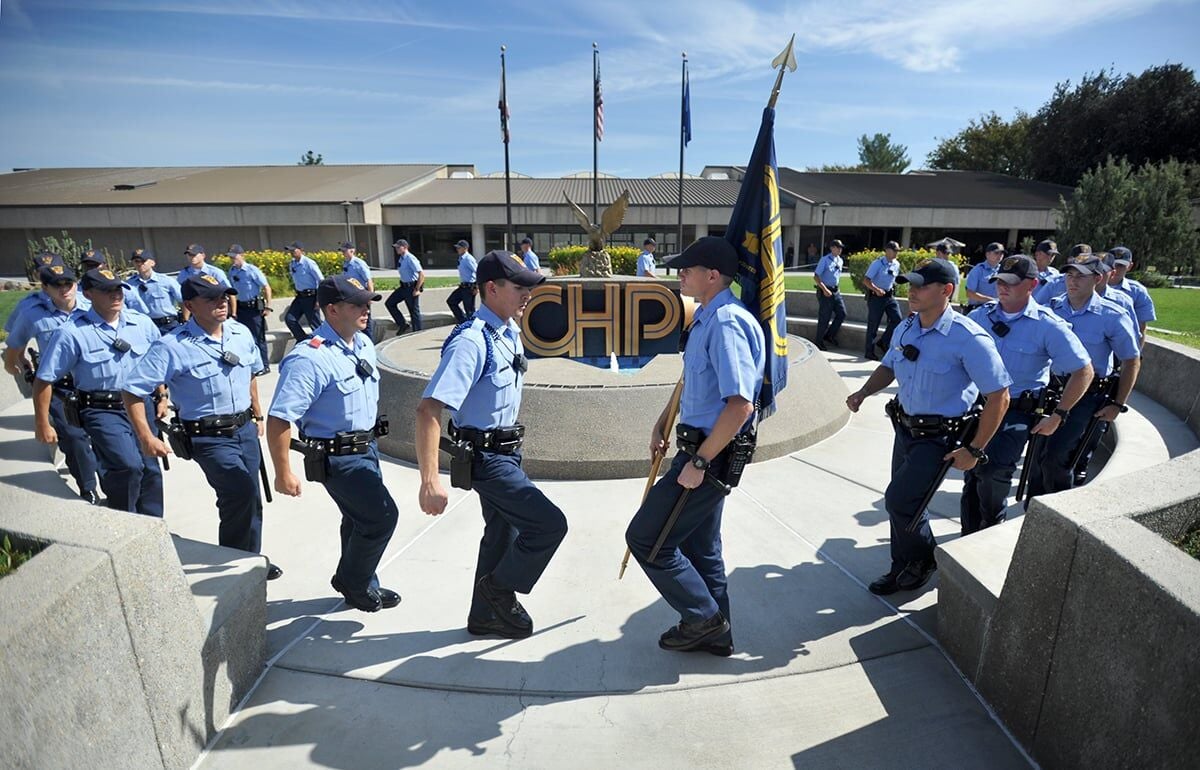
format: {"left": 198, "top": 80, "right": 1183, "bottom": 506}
{"left": 1064, "top": 265, "right": 1100, "bottom": 276}
{"left": 895, "top": 273, "right": 923, "bottom": 286}
{"left": 989, "top": 274, "right": 1024, "bottom": 285}
{"left": 1113, "top": 259, "right": 1132, "bottom": 266}
{"left": 510, "top": 272, "right": 546, "bottom": 288}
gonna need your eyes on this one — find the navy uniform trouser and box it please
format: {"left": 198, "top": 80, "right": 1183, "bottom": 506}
{"left": 385, "top": 286, "right": 422, "bottom": 332}
{"left": 815, "top": 289, "right": 846, "bottom": 343}
{"left": 1028, "top": 392, "right": 1107, "bottom": 499}
{"left": 320, "top": 444, "right": 399, "bottom": 594}
{"left": 153, "top": 318, "right": 180, "bottom": 336}
{"left": 49, "top": 393, "right": 98, "bottom": 494}
{"left": 81, "top": 399, "right": 163, "bottom": 517}
{"left": 284, "top": 294, "right": 321, "bottom": 341}
{"left": 626, "top": 451, "right": 732, "bottom": 638}
{"left": 961, "top": 409, "right": 1035, "bottom": 535}
{"left": 190, "top": 420, "right": 263, "bottom": 553}
{"left": 235, "top": 304, "right": 269, "bottom": 372}
{"left": 469, "top": 450, "right": 568, "bottom": 623}
{"left": 864, "top": 294, "right": 902, "bottom": 355}
{"left": 446, "top": 283, "right": 477, "bottom": 323}
{"left": 885, "top": 427, "right": 952, "bottom": 571}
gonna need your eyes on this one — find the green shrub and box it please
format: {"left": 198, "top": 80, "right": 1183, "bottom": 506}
{"left": 211, "top": 249, "right": 345, "bottom": 280}
{"left": 0, "top": 534, "right": 41, "bottom": 578}
{"left": 546, "top": 245, "right": 642, "bottom": 276}
{"left": 844, "top": 248, "right": 967, "bottom": 298}
{"left": 1130, "top": 269, "right": 1172, "bottom": 289}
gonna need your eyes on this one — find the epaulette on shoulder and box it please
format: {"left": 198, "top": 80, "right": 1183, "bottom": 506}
{"left": 308, "top": 335, "right": 325, "bottom": 348}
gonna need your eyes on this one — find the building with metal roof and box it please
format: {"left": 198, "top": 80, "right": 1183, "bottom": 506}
{"left": 0, "top": 163, "right": 1078, "bottom": 274}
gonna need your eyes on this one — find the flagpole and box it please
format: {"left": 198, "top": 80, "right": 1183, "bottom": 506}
{"left": 677, "top": 52, "right": 687, "bottom": 255}
{"left": 592, "top": 42, "right": 600, "bottom": 226}
{"left": 501, "top": 45, "right": 514, "bottom": 250}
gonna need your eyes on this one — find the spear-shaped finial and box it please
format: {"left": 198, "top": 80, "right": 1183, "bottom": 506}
{"left": 767, "top": 34, "right": 797, "bottom": 109}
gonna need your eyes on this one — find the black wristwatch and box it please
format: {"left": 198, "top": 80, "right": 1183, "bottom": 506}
{"left": 1053, "top": 407, "right": 1070, "bottom": 420}
{"left": 965, "top": 445, "right": 989, "bottom": 464}
{"left": 690, "top": 455, "right": 710, "bottom": 471}
{"left": 1114, "top": 403, "right": 1129, "bottom": 414}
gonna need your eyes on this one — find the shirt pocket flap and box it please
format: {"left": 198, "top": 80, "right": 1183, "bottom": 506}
{"left": 191, "top": 360, "right": 221, "bottom": 379}
{"left": 336, "top": 375, "right": 364, "bottom": 394}
{"left": 488, "top": 366, "right": 516, "bottom": 389}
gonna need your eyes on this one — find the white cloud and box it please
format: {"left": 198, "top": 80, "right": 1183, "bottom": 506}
{"left": 39, "top": 0, "right": 474, "bottom": 30}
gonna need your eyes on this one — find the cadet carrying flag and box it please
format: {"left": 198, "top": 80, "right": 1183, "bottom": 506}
{"left": 725, "top": 106, "right": 788, "bottom": 418}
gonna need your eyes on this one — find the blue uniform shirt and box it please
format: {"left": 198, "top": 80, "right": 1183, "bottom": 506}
{"left": 864, "top": 256, "right": 900, "bottom": 292}
{"left": 178, "top": 263, "right": 229, "bottom": 287}
{"left": 229, "top": 263, "right": 269, "bottom": 300}
{"left": 123, "top": 286, "right": 149, "bottom": 314}
{"left": 124, "top": 319, "right": 263, "bottom": 420}
{"left": 36, "top": 308, "right": 159, "bottom": 392}
{"left": 398, "top": 253, "right": 423, "bottom": 283}
{"left": 5, "top": 290, "right": 90, "bottom": 333}
{"left": 287, "top": 255, "right": 324, "bottom": 291}
{"left": 1038, "top": 266, "right": 1060, "bottom": 284}
{"left": 968, "top": 299, "right": 1089, "bottom": 395}
{"left": 5, "top": 293, "right": 90, "bottom": 351}
{"left": 1097, "top": 285, "right": 1138, "bottom": 330}
{"left": 126, "top": 271, "right": 183, "bottom": 320}
{"left": 1109, "top": 277, "right": 1156, "bottom": 323}
{"left": 679, "top": 289, "right": 766, "bottom": 433}
{"left": 457, "top": 253, "right": 478, "bottom": 284}
{"left": 637, "top": 251, "right": 656, "bottom": 277}
{"left": 814, "top": 252, "right": 842, "bottom": 289}
{"left": 1032, "top": 273, "right": 1065, "bottom": 305}
{"left": 342, "top": 256, "right": 371, "bottom": 287}
{"left": 966, "top": 261, "right": 1000, "bottom": 302}
{"left": 268, "top": 321, "right": 379, "bottom": 437}
{"left": 423, "top": 304, "right": 524, "bottom": 430}
{"left": 1046, "top": 293, "right": 1140, "bottom": 377}
{"left": 883, "top": 306, "right": 1011, "bottom": 417}
{"left": 523, "top": 250, "right": 541, "bottom": 272}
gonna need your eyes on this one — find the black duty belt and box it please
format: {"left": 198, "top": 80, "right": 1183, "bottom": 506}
{"left": 151, "top": 316, "right": 178, "bottom": 328}
{"left": 449, "top": 423, "right": 524, "bottom": 454}
{"left": 400, "top": 281, "right": 417, "bottom": 289}
{"left": 299, "top": 418, "right": 389, "bottom": 456}
{"left": 78, "top": 389, "right": 125, "bottom": 411}
{"left": 295, "top": 289, "right": 317, "bottom": 298}
{"left": 1009, "top": 390, "right": 1044, "bottom": 414}
{"left": 459, "top": 282, "right": 477, "bottom": 289}
{"left": 180, "top": 408, "right": 254, "bottom": 438}
{"left": 237, "top": 298, "right": 264, "bottom": 307}
{"left": 885, "top": 399, "right": 972, "bottom": 439}
{"left": 825, "top": 286, "right": 840, "bottom": 294}
{"left": 1088, "top": 375, "right": 1117, "bottom": 395}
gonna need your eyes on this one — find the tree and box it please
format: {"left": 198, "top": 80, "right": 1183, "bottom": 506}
{"left": 857, "top": 132, "right": 910, "bottom": 172}
{"left": 926, "top": 111, "right": 1033, "bottom": 178}
{"left": 1056, "top": 156, "right": 1199, "bottom": 274}
{"left": 298, "top": 150, "right": 324, "bottom": 166}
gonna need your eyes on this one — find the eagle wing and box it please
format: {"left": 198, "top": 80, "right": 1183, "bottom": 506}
{"left": 562, "top": 191, "right": 594, "bottom": 233}
{"left": 599, "top": 189, "right": 631, "bottom": 240}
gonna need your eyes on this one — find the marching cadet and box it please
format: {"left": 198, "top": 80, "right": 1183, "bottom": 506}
{"left": 385, "top": 239, "right": 424, "bottom": 335}
{"left": 339, "top": 241, "right": 375, "bottom": 339}
{"left": 1106, "top": 246, "right": 1157, "bottom": 341}
{"left": 267, "top": 275, "right": 399, "bottom": 612}
{"left": 122, "top": 274, "right": 281, "bottom": 579}
{"left": 964, "top": 242, "right": 1005, "bottom": 311}
{"left": 416, "top": 250, "right": 567, "bottom": 639}
{"left": 4, "top": 256, "right": 100, "bottom": 503}
{"left": 846, "top": 258, "right": 1011, "bottom": 595}
{"left": 862, "top": 241, "right": 903, "bottom": 360}
{"left": 126, "top": 250, "right": 184, "bottom": 334}
{"left": 33, "top": 267, "right": 165, "bottom": 517}
{"left": 813, "top": 238, "right": 845, "bottom": 350}
{"left": 963, "top": 255, "right": 1092, "bottom": 533}
{"left": 446, "top": 240, "right": 478, "bottom": 322}
{"left": 178, "top": 244, "right": 229, "bottom": 285}
{"left": 282, "top": 241, "right": 324, "bottom": 341}
{"left": 637, "top": 237, "right": 657, "bottom": 277}
{"left": 1029, "top": 253, "right": 1141, "bottom": 497}
{"left": 227, "top": 245, "right": 273, "bottom": 374}
{"left": 519, "top": 237, "right": 541, "bottom": 273}
{"left": 1036, "top": 246, "right": 1138, "bottom": 332}
{"left": 1034, "top": 239, "right": 1060, "bottom": 285}
{"left": 625, "top": 237, "right": 764, "bottom": 654}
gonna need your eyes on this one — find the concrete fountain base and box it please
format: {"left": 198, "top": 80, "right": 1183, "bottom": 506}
{"left": 377, "top": 330, "right": 850, "bottom": 480}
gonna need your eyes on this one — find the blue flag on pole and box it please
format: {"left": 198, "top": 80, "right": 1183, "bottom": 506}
{"left": 725, "top": 106, "right": 788, "bottom": 419}
{"left": 682, "top": 67, "right": 692, "bottom": 146}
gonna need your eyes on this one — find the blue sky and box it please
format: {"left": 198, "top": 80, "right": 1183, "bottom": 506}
{"left": 1, "top": 0, "right": 1198, "bottom": 177}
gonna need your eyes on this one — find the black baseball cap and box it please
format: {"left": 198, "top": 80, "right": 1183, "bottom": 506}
{"left": 1035, "top": 240, "right": 1059, "bottom": 256}
{"left": 1067, "top": 243, "right": 1092, "bottom": 258}
{"left": 33, "top": 252, "right": 63, "bottom": 269}
{"left": 181, "top": 273, "right": 237, "bottom": 301}
{"left": 131, "top": 249, "right": 156, "bottom": 262}
{"left": 520, "top": 237, "right": 533, "bottom": 246}
{"left": 317, "top": 275, "right": 381, "bottom": 306}
{"left": 39, "top": 263, "right": 77, "bottom": 285}
{"left": 393, "top": 239, "right": 409, "bottom": 248}
{"left": 285, "top": 241, "right": 305, "bottom": 251}
{"left": 1063, "top": 253, "right": 1108, "bottom": 276}
{"left": 989, "top": 255, "right": 1038, "bottom": 284}
{"left": 664, "top": 236, "right": 739, "bottom": 277}
{"left": 643, "top": 237, "right": 656, "bottom": 246}
{"left": 228, "top": 244, "right": 245, "bottom": 255}
{"left": 183, "top": 243, "right": 206, "bottom": 256}
{"left": 80, "top": 267, "right": 129, "bottom": 292}
{"left": 829, "top": 239, "right": 845, "bottom": 249}
{"left": 1109, "top": 246, "right": 1133, "bottom": 265}
{"left": 884, "top": 241, "right": 900, "bottom": 251}
{"left": 985, "top": 242, "right": 1006, "bottom": 254}
{"left": 897, "top": 258, "right": 960, "bottom": 286}
{"left": 339, "top": 241, "right": 355, "bottom": 250}
{"left": 79, "top": 251, "right": 104, "bottom": 267}
{"left": 454, "top": 239, "right": 470, "bottom": 250}
{"left": 933, "top": 242, "right": 951, "bottom": 254}
{"left": 475, "top": 250, "right": 546, "bottom": 287}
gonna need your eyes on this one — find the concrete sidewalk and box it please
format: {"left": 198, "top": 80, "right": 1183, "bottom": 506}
{"left": 89, "top": 352, "right": 1030, "bottom": 770}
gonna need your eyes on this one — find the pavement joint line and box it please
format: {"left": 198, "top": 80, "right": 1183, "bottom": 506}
{"left": 190, "top": 494, "right": 466, "bottom": 770}
{"left": 735, "top": 485, "right": 1038, "bottom": 769}
{"left": 787, "top": 455, "right": 963, "bottom": 525}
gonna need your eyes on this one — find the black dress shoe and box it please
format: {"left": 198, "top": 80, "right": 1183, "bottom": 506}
{"left": 816, "top": 340, "right": 828, "bottom": 351}
{"left": 79, "top": 489, "right": 100, "bottom": 505}
{"left": 896, "top": 559, "right": 937, "bottom": 591}
{"left": 266, "top": 563, "right": 283, "bottom": 581}
{"left": 330, "top": 575, "right": 382, "bottom": 613}
{"left": 825, "top": 335, "right": 841, "bottom": 347}
{"left": 658, "top": 612, "right": 731, "bottom": 652}
{"left": 864, "top": 351, "right": 879, "bottom": 361}
{"left": 659, "top": 627, "right": 735, "bottom": 656}
{"left": 868, "top": 571, "right": 901, "bottom": 595}
{"left": 476, "top": 574, "right": 533, "bottom": 633}
{"left": 467, "top": 614, "right": 533, "bottom": 639}
{"left": 376, "top": 587, "right": 402, "bottom": 609}
{"left": 876, "top": 339, "right": 888, "bottom": 352}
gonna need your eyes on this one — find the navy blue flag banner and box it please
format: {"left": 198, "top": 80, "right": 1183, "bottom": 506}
{"left": 725, "top": 106, "right": 788, "bottom": 419}
{"left": 682, "top": 65, "right": 692, "bottom": 146}
{"left": 499, "top": 57, "right": 510, "bottom": 144}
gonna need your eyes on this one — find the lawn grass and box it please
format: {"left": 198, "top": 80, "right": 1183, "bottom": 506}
{"left": 0, "top": 289, "right": 33, "bottom": 341}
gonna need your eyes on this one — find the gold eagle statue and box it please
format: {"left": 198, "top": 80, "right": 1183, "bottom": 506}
{"left": 563, "top": 189, "right": 631, "bottom": 276}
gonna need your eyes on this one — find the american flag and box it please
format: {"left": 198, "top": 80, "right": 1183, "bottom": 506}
{"left": 594, "top": 58, "right": 604, "bottom": 142}
{"left": 499, "top": 63, "right": 510, "bottom": 144}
